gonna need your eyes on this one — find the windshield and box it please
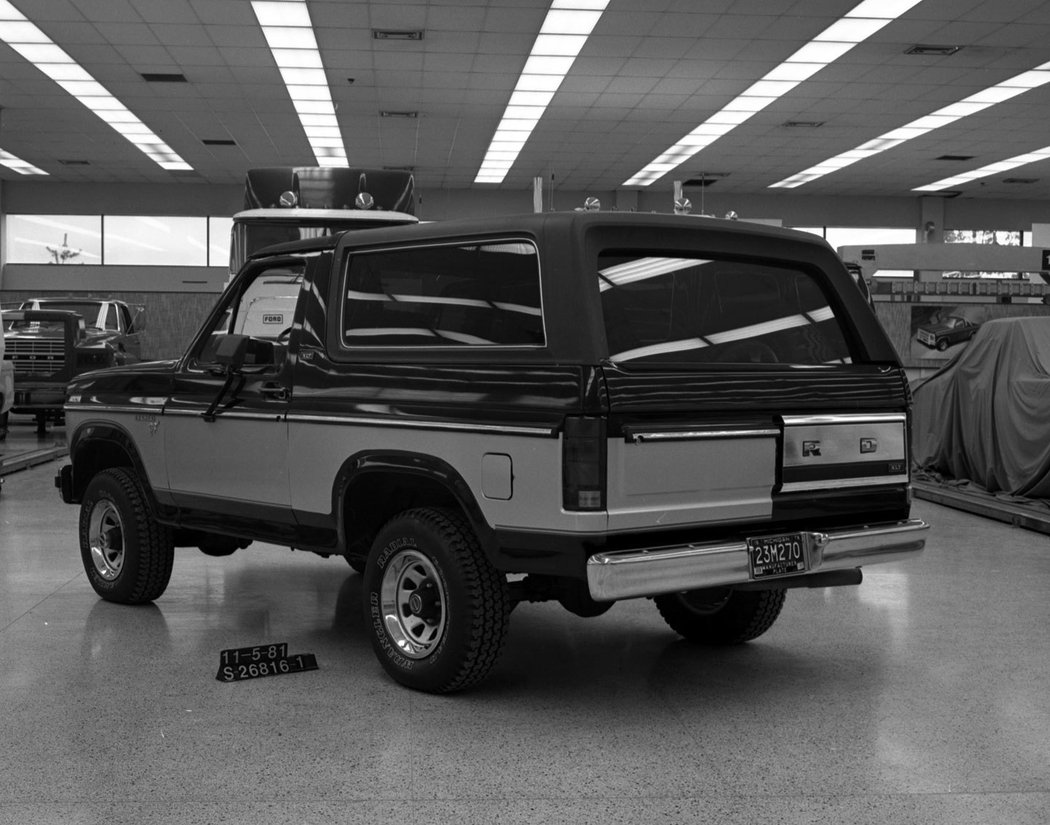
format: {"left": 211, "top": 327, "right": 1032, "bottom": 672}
{"left": 599, "top": 252, "right": 853, "bottom": 365}
{"left": 9, "top": 301, "right": 99, "bottom": 332}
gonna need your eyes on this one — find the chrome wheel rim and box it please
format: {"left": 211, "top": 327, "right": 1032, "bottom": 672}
{"left": 380, "top": 549, "right": 447, "bottom": 660}
{"left": 88, "top": 500, "right": 125, "bottom": 581}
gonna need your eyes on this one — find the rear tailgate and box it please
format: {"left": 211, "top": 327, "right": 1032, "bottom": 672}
{"left": 601, "top": 364, "right": 911, "bottom": 533}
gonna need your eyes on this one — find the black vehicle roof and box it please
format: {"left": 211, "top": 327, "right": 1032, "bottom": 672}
{"left": 247, "top": 210, "right": 832, "bottom": 260}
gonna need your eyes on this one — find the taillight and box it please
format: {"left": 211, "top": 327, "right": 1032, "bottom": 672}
{"left": 562, "top": 416, "right": 606, "bottom": 511}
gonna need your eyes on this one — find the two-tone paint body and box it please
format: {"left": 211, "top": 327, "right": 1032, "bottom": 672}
{"left": 60, "top": 212, "right": 926, "bottom": 599}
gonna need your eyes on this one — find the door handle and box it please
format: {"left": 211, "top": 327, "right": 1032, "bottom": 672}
{"left": 260, "top": 382, "right": 289, "bottom": 401}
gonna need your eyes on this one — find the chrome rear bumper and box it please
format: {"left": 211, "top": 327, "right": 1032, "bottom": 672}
{"left": 586, "top": 519, "right": 928, "bottom": 601}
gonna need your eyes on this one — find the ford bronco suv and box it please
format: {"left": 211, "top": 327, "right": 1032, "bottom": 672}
{"left": 57, "top": 211, "right": 928, "bottom": 693}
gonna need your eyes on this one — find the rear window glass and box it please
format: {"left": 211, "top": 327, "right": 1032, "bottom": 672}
{"left": 341, "top": 241, "right": 544, "bottom": 347}
{"left": 599, "top": 252, "right": 852, "bottom": 365}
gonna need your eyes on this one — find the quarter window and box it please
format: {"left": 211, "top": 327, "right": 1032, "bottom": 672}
{"left": 341, "top": 241, "right": 544, "bottom": 347}
{"left": 599, "top": 252, "right": 852, "bottom": 365}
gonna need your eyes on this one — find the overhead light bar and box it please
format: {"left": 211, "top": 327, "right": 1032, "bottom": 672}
{"left": 0, "top": 0, "right": 191, "bottom": 172}
{"left": 913, "top": 146, "right": 1050, "bottom": 192}
{"left": 475, "top": 0, "right": 610, "bottom": 184}
{"left": 252, "top": 0, "right": 346, "bottom": 168}
{"left": 624, "top": 0, "right": 923, "bottom": 187}
{"left": 772, "top": 60, "right": 1050, "bottom": 189}
{"left": 0, "top": 147, "right": 46, "bottom": 175}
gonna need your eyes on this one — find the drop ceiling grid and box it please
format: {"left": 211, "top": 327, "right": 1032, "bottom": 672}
{"left": 0, "top": 0, "right": 1048, "bottom": 196}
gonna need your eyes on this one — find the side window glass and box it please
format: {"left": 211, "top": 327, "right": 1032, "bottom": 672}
{"left": 105, "top": 303, "right": 119, "bottom": 331}
{"left": 341, "top": 241, "right": 544, "bottom": 348}
{"left": 194, "top": 264, "right": 304, "bottom": 365}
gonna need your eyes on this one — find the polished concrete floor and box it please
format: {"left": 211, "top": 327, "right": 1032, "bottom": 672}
{"left": 2, "top": 426, "right": 1049, "bottom": 824}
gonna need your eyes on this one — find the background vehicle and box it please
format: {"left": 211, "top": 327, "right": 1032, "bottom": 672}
{"left": 228, "top": 166, "right": 418, "bottom": 278}
{"left": 3, "top": 299, "right": 144, "bottom": 432}
{"left": 916, "top": 315, "right": 980, "bottom": 350}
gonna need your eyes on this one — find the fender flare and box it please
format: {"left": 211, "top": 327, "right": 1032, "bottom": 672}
{"left": 332, "top": 449, "right": 496, "bottom": 555}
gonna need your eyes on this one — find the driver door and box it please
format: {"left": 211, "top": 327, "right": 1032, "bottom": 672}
{"left": 163, "top": 260, "right": 303, "bottom": 529}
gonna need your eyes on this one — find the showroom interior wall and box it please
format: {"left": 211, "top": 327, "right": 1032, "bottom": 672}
{"left": 3, "top": 178, "right": 1050, "bottom": 360}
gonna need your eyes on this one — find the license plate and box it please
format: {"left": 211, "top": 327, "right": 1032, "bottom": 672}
{"left": 747, "top": 532, "right": 808, "bottom": 579}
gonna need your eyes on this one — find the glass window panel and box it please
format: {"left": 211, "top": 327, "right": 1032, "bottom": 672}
{"left": 104, "top": 216, "right": 207, "bottom": 266}
{"left": 194, "top": 264, "right": 304, "bottom": 365}
{"left": 944, "top": 229, "right": 1021, "bottom": 245}
{"left": 342, "top": 241, "right": 544, "bottom": 347}
{"left": 823, "top": 226, "right": 917, "bottom": 247}
{"left": 599, "top": 252, "right": 852, "bottom": 366}
{"left": 4, "top": 214, "right": 102, "bottom": 264}
{"left": 208, "top": 216, "right": 234, "bottom": 267}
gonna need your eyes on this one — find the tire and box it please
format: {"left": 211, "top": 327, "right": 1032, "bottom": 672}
{"left": 654, "top": 587, "right": 786, "bottom": 645}
{"left": 363, "top": 507, "right": 510, "bottom": 693}
{"left": 937, "top": 339, "right": 949, "bottom": 351}
{"left": 79, "top": 467, "right": 174, "bottom": 605}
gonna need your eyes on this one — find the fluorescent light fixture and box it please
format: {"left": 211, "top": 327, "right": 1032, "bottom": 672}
{"left": 475, "top": 0, "right": 609, "bottom": 184}
{"left": 0, "top": 147, "right": 47, "bottom": 175}
{"left": 0, "top": 2, "right": 190, "bottom": 173}
{"left": 913, "top": 146, "right": 1050, "bottom": 192}
{"left": 624, "top": 0, "right": 922, "bottom": 187}
{"left": 771, "top": 60, "right": 1050, "bottom": 188}
{"left": 252, "top": 0, "right": 346, "bottom": 167}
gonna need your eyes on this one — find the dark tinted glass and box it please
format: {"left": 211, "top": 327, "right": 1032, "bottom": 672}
{"left": 599, "top": 253, "right": 852, "bottom": 365}
{"left": 343, "top": 242, "right": 543, "bottom": 347}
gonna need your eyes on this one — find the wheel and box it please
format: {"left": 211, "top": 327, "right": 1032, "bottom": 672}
{"left": 654, "top": 587, "right": 786, "bottom": 644}
{"left": 345, "top": 555, "right": 366, "bottom": 574}
{"left": 937, "top": 339, "right": 949, "bottom": 351}
{"left": 363, "top": 507, "right": 510, "bottom": 693}
{"left": 79, "top": 467, "right": 174, "bottom": 605}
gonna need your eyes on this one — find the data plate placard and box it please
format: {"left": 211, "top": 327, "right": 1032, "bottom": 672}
{"left": 747, "top": 532, "right": 808, "bottom": 580}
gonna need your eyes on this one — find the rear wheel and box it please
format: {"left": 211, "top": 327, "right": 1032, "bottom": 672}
{"left": 79, "top": 467, "right": 174, "bottom": 604}
{"left": 654, "top": 587, "right": 786, "bottom": 644}
{"left": 363, "top": 507, "right": 510, "bottom": 693}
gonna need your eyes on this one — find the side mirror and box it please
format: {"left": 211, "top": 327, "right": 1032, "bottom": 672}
{"left": 214, "top": 334, "right": 275, "bottom": 372}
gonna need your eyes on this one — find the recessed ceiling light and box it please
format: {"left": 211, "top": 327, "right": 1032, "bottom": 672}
{"left": 202, "top": 138, "right": 236, "bottom": 146}
{"left": 0, "top": 147, "right": 46, "bottom": 175}
{"left": 914, "top": 146, "right": 1050, "bottom": 192}
{"left": 772, "top": 60, "right": 1050, "bottom": 189}
{"left": 380, "top": 110, "right": 419, "bottom": 119}
{"left": 1003, "top": 177, "right": 1038, "bottom": 184}
{"left": 626, "top": 0, "right": 923, "bottom": 187}
{"left": 252, "top": 0, "right": 346, "bottom": 167}
{"left": 0, "top": 6, "right": 190, "bottom": 172}
{"left": 936, "top": 154, "right": 974, "bottom": 161}
{"left": 475, "top": 0, "right": 608, "bottom": 184}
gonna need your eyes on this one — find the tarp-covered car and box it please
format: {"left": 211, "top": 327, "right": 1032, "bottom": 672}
{"left": 913, "top": 316, "right": 1050, "bottom": 497}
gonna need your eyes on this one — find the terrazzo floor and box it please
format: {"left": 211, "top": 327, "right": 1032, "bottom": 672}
{"left": 1, "top": 423, "right": 1048, "bottom": 824}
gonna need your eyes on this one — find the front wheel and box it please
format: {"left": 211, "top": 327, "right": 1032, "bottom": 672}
{"left": 79, "top": 467, "right": 174, "bottom": 604}
{"left": 654, "top": 587, "right": 786, "bottom": 645}
{"left": 363, "top": 507, "right": 510, "bottom": 693}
